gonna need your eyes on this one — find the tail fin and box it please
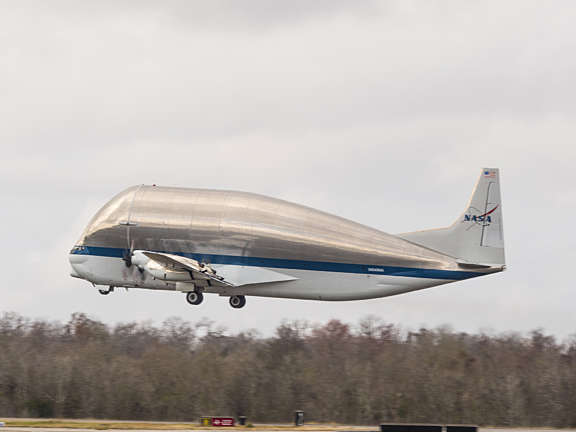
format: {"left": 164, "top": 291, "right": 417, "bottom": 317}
{"left": 399, "top": 168, "right": 505, "bottom": 266}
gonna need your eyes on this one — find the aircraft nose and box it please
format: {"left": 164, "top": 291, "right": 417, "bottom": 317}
{"left": 69, "top": 263, "right": 81, "bottom": 278}
{"left": 69, "top": 253, "right": 88, "bottom": 279}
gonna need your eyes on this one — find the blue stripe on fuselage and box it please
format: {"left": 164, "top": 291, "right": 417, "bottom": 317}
{"left": 70, "top": 246, "right": 483, "bottom": 281}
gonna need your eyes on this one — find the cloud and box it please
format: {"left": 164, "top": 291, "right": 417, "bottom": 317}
{"left": 1, "top": 0, "right": 576, "bottom": 336}
{"left": 4, "top": 0, "right": 382, "bottom": 31}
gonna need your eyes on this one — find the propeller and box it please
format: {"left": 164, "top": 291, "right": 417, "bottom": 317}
{"left": 123, "top": 239, "right": 135, "bottom": 267}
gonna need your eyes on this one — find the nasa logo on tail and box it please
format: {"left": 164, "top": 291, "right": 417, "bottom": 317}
{"left": 463, "top": 205, "right": 499, "bottom": 225}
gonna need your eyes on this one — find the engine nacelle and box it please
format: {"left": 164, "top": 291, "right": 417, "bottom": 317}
{"left": 132, "top": 250, "right": 193, "bottom": 282}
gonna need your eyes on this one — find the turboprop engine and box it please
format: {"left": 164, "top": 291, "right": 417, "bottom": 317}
{"left": 131, "top": 250, "right": 224, "bottom": 285}
{"left": 132, "top": 250, "right": 192, "bottom": 282}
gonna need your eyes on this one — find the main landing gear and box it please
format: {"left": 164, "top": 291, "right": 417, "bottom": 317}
{"left": 186, "top": 291, "right": 204, "bottom": 305}
{"left": 184, "top": 292, "right": 247, "bottom": 309}
{"left": 229, "top": 295, "right": 246, "bottom": 309}
{"left": 98, "top": 286, "right": 114, "bottom": 295}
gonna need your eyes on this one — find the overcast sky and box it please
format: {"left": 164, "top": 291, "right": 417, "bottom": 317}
{"left": 2, "top": 0, "right": 575, "bottom": 338}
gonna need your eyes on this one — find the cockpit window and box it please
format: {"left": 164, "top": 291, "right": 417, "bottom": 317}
{"left": 70, "top": 245, "right": 87, "bottom": 254}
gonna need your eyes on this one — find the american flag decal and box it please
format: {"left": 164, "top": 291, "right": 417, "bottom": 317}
{"left": 483, "top": 170, "right": 496, "bottom": 178}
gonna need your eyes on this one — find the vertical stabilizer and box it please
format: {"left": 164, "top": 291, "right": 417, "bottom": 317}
{"left": 399, "top": 168, "right": 505, "bottom": 266}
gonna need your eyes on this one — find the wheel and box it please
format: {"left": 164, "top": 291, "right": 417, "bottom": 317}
{"left": 229, "top": 295, "right": 246, "bottom": 309}
{"left": 186, "top": 291, "right": 204, "bottom": 305}
{"left": 98, "top": 287, "right": 114, "bottom": 295}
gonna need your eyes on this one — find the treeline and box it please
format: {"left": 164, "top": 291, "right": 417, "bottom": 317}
{"left": 0, "top": 312, "right": 575, "bottom": 427}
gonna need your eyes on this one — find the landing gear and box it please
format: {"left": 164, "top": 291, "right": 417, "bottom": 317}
{"left": 186, "top": 291, "right": 204, "bottom": 305}
{"left": 98, "top": 286, "right": 114, "bottom": 295}
{"left": 229, "top": 295, "right": 246, "bottom": 309}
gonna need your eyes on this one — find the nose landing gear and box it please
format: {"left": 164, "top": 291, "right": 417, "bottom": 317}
{"left": 98, "top": 286, "right": 115, "bottom": 295}
{"left": 229, "top": 295, "right": 246, "bottom": 309}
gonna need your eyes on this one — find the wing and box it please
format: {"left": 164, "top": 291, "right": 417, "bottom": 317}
{"left": 136, "top": 251, "right": 298, "bottom": 287}
{"left": 211, "top": 264, "right": 298, "bottom": 286}
{"left": 139, "top": 251, "right": 235, "bottom": 287}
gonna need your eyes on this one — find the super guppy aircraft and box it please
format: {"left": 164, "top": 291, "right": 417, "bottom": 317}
{"left": 69, "top": 168, "right": 505, "bottom": 309}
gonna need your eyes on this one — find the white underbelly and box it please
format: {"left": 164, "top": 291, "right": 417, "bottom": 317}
{"left": 69, "top": 254, "right": 451, "bottom": 301}
{"left": 218, "top": 267, "right": 449, "bottom": 300}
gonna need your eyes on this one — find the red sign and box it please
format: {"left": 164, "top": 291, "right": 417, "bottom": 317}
{"left": 211, "top": 417, "right": 235, "bottom": 427}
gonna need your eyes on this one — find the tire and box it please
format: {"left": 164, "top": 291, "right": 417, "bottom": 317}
{"left": 229, "top": 295, "right": 246, "bottom": 309}
{"left": 186, "top": 291, "right": 204, "bottom": 305}
{"left": 98, "top": 289, "right": 111, "bottom": 295}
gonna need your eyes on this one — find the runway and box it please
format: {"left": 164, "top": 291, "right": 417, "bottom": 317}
{"left": 1, "top": 427, "right": 576, "bottom": 432}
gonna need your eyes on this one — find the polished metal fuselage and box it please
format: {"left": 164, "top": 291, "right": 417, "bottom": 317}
{"left": 79, "top": 186, "right": 466, "bottom": 268}
{"left": 70, "top": 185, "right": 495, "bottom": 300}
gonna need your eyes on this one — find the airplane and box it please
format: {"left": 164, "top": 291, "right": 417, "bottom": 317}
{"left": 69, "top": 168, "right": 505, "bottom": 309}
